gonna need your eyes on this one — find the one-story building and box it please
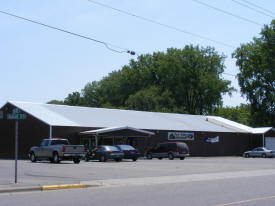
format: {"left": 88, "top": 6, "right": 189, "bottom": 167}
{"left": 0, "top": 101, "right": 274, "bottom": 159}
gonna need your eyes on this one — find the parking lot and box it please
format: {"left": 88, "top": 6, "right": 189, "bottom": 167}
{"left": 2, "top": 157, "right": 275, "bottom": 188}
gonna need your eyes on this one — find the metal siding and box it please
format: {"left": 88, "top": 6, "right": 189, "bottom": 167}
{"left": 0, "top": 103, "right": 49, "bottom": 159}
{"left": 265, "top": 137, "right": 275, "bottom": 150}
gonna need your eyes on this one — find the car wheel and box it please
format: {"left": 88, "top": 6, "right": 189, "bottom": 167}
{"left": 146, "top": 153, "right": 152, "bottom": 160}
{"left": 115, "top": 158, "right": 122, "bottom": 162}
{"left": 158, "top": 157, "right": 163, "bottom": 160}
{"left": 53, "top": 152, "right": 60, "bottom": 163}
{"left": 73, "top": 157, "right": 80, "bottom": 164}
{"left": 99, "top": 155, "right": 106, "bottom": 162}
{"left": 262, "top": 153, "right": 267, "bottom": 158}
{"left": 168, "top": 153, "right": 174, "bottom": 160}
{"left": 245, "top": 153, "right": 249, "bottom": 158}
{"left": 180, "top": 157, "right": 185, "bottom": 160}
{"left": 132, "top": 158, "right": 137, "bottom": 161}
{"left": 30, "top": 153, "right": 36, "bottom": 162}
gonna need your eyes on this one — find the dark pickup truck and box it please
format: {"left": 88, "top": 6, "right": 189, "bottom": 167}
{"left": 29, "top": 138, "right": 85, "bottom": 164}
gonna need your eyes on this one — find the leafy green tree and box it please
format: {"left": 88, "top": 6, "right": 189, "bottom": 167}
{"left": 64, "top": 92, "right": 87, "bottom": 106}
{"left": 82, "top": 81, "right": 102, "bottom": 107}
{"left": 48, "top": 45, "right": 234, "bottom": 115}
{"left": 232, "top": 20, "right": 275, "bottom": 126}
{"left": 47, "top": 100, "right": 65, "bottom": 105}
{"left": 125, "top": 86, "right": 175, "bottom": 112}
{"left": 212, "top": 104, "right": 253, "bottom": 126}
{"left": 120, "top": 46, "right": 234, "bottom": 114}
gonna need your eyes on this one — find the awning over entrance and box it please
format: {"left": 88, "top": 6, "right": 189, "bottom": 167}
{"left": 80, "top": 126, "right": 155, "bottom": 136}
{"left": 80, "top": 126, "right": 154, "bottom": 148}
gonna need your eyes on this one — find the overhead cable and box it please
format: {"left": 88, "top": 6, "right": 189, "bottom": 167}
{"left": 0, "top": 10, "right": 136, "bottom": 55}
{"left": 231, "top": 0, "right": 275, "bottom": 19}
{"left": 240, "top": 0, "right": 275, "bottom": 16}
{"left": 192, "top": 0, "right": 263, "bottom": 26}
{"left": 87, "top": 0, "right": 235, "bottom": 49}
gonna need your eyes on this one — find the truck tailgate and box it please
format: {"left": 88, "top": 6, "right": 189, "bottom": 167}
{"left": 63, "top": 145, "right": 84, "bottom": 153}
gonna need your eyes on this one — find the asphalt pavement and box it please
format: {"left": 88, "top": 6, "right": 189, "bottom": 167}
{"left": 1, "top": 172, "right": 275, "bottom": 206}
{"left": 1, "top": 157, "right": 275, "bottom": 193}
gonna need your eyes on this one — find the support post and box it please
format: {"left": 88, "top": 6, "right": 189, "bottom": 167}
{"left": 15, "top": 120, "right": 18, "bottom": 183}
{"left": 49, "top": 125, "right": 52, "bottom": 139}
{"left": 95, "top": 134, "right": 98, "bottom": 147}
{"left": 262, "top": 133, "right": 265, "bottom": 147}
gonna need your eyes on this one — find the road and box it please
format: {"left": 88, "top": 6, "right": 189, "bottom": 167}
{"left": 1, "top": 173, "right": 275, "bottom": 206}
{"left": 1, "top": 157, "right": 275, "bottom": 205}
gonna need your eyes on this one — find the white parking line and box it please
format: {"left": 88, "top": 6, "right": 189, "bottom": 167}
{"left": 214, "top": 195, "right": 275, "bottom": 206}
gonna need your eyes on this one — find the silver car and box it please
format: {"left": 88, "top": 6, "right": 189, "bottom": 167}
{"left": 243, "top": 147, "right": 275, "bottom": 158}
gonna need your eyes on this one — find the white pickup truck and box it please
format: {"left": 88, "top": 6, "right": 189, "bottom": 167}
{"left": 29, "top": 138, "right": 85, "bottom": 164}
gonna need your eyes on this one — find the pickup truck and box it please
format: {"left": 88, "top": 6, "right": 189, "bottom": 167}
{"left": 29, "top": 138, "right": 85, "bottom": 164}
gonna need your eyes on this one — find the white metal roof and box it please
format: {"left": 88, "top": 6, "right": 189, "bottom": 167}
{"left": 80, "top": 126, "right": 155, "bottom": 135}
{"left": 3, "top": 101, "right": 269, "bottom": 133}
{"left": 205, "top": 116, "right": 254, "bottom": 133}
{"left": 252, "top": 127, "right": 274, "bottom": 134}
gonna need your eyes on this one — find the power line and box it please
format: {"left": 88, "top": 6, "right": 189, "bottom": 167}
{"left": 231, "top": 0, "right": 275, "bottom": 19}
{"left": 240, "top": 0, "right": 275, "bottom": 16}
{"left": 0, "top": 10, "right": 136, "bottom": 55}
{"left": 192, "top": 0, "right": 263, "bottom": 26}
{"left": 87, "top": 0, "right": 235, "bottom": 49}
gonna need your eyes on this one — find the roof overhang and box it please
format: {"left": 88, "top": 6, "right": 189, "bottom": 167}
{"left": 80, "top": 126, "right": 155, "bottom": 136}
{"left": 252, "top": 127, "right": 275, "bottom": 134}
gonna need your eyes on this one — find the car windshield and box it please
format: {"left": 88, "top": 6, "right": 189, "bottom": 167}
{"left": 105, "top": 146, "right": 120, "bottom": 151}
{"left": 117, "top": 145, "right": 135, "bottom": 150}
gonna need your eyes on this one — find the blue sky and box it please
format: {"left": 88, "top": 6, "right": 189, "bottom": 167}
{"left": 0, "top": 0, "right": 274, "bottom": 107}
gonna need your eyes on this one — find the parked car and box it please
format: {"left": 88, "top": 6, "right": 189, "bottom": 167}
{"left": 145, "top": 142, "right": 189, "bottom": 160}
{"left": 86, "top": 145, "right": 124, "bottom": 162}
{"left": 29, "top": 138, "right": 85, "bottom": 164}
{"left": 243, "top": 147, "right": 275, "bottom": 158}
{"left": 115, "top": 145, "right": 141, "bottom": 161}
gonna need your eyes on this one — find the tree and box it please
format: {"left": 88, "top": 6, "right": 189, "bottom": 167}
{"left": 212, "top": 104, "right": 253, "bottom": 126}
{"left": 48, "top": 45, "right": 234, "bottom": 115}
{"left": 47, "top": 100, "right": 65, "bottom": 105}
{"left": 232, "top": 20, "right": 275, "bottom": 127}
{"left": 64, "top": 92, "right": 87, "bottom": 106}
{"left": 120, "top": 46, "right": 234, "bottom": 114}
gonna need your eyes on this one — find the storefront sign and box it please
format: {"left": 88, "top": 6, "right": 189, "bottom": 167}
{"left": 205, "top": 136, "right": 219, "bottom": 143}
{"left": 7, "top": 108, "right": 26, "bottom": 120}
{"left": 168, "top": 132, "right": 194, "bottom": 141}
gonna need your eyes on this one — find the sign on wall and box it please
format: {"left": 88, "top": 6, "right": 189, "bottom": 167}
{"left": 168, "top": 132, "right": 194, "bottom": 141}
{"left": 7, "top": 108, "right": 26, "bottom": 120}
{"left": 205, "top": 136, "right": 219, "bottom": 143}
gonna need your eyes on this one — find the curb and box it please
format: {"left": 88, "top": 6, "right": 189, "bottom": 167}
{"left": 0, "top": 186, "right": 42, "bottom": 193}
{"left": 0, "top": 183, "right": 100, "bottom": 194}
{"left": 42, "top": 184, "right": 87, "bottom": 191}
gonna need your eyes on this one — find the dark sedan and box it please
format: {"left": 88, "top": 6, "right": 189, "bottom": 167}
{"left": 93, "top": 145, "right": 124, "bottom": 162}
{"left": 115, "top": 145, "right": 140, "bottom": 161}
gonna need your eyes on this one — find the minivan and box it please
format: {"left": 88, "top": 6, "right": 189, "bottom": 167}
{"left": 145, "top": 142, "right": 189, "bottom": 160}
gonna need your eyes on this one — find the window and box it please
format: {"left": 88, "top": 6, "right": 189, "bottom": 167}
{"left": 51, "top": 140, "right": 69, "bottom": 145}
{"left": 117, "top": 145, "right": 135, "bottom": 150}
{"left": 40, "top": 140, "right": 49, "bottom": 147}
{"left": 105, "top": 146, "right": 120, "bottom": 151}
